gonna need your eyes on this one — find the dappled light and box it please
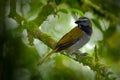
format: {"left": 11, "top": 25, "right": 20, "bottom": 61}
{"left": 1, "top": 0, "right": 120, "bottom": 80}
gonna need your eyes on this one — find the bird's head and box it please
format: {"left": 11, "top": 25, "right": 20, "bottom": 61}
{"left": 75, "top": 17, "right": 91, "bottom": 27}
{"left": 75, "top": 17, "right": 92, "bottom": 35}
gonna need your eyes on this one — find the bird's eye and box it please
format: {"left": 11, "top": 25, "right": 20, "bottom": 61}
{"left": 81, "top": 20, "right": 87, "bottom": 23}
{"left": 82, "top": 21, "right": 86, "bottom": 22}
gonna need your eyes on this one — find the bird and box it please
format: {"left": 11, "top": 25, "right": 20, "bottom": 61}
{"left": 37, "top": 17, "right": 92, "bottom": 66}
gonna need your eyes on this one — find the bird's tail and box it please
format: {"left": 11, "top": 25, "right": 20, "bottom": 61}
{"left": 37, "top": 49, "right": 58, "bottom": 66}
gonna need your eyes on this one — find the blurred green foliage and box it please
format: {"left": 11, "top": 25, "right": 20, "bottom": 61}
{"left": 1, "top": 0, "right": 120, "bottom": 80}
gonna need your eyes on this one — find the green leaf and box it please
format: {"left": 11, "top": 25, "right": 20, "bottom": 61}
{"left": 92, "top": 18, "right": 103, "bottom": 32}
{"left": 71, "top": 8, "right": 84, "bottom": 16}
{"left": 32, "top": 4, "right": 54, "bottom": 26}
{"left": 57, "top": 9, "right": 68, "bottom": 14}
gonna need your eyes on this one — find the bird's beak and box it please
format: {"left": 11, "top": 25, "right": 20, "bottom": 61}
{"left": 75, "top": 20, "right": 80, "bottom": 24}
{"left": 75, "top": 18, "right": 82, "bottom": 25}
{"left": 75, "top": 20, "right": 82, "bottom": 28}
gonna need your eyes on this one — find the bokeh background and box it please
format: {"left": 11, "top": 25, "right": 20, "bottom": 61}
{"left": 1, "top": 0, "right": 120, "bottom": 80}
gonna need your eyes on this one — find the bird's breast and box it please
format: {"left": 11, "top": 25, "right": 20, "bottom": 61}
{"left": 67, "top": 31, "right": 90, "bottom": 52}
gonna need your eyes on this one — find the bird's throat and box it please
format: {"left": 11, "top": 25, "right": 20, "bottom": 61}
{"left": 80, "top": 25, "right": 92, "bottom": 36}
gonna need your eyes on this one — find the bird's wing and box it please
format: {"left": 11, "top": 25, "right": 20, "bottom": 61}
{"left": 56, "top": 26, "right": 84, "bottom": 51}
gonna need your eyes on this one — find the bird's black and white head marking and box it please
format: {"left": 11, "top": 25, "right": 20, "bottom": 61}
{"left": 75, "top": 17, "right": 91, "bottom": 26}
{"left": 75, "top": 17, "right": 92, "bottom": 35}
